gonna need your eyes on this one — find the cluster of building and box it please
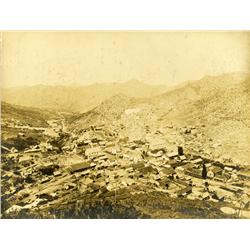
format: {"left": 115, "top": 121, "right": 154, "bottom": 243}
{"left": 1, "top": 121, "right": 250, "bottom": 218}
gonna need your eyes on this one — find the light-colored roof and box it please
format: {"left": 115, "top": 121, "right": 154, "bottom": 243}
{"left": 85, "top": 146, "right": 101, "bottom": 156}
{"left": 70, "top": 162, "right": 91, "bottom": 172}
{"left": 167, "top": 151, "right": 179, "bottom": 158}
{"left": 149, "top": 143, "right": 166, "bottom": 151}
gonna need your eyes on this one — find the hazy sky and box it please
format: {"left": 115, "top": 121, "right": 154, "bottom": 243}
{"left": 1, "top": 31, "right": 250, "bottom": 87}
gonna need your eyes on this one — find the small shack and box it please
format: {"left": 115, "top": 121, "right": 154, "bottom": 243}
{"left": 69, "top": 161, "right": 92, "bottom": 173}
{"left": 85, "top": 146, "right": 102, "bottom": 158}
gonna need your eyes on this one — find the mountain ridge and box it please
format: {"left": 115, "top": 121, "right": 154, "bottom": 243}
{"left": 2, "top": 79, "right": 169, "bottom": 112}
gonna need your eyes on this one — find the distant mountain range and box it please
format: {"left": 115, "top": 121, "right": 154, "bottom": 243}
{"left": 2, "top": 79, "right": 170, "bottom": 112}
{"left": 68, "top": 72, "right": 250, "bottom": 126}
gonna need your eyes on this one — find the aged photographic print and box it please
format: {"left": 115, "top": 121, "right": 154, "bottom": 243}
{"left": 1, "top": 31, "right": 250, "bottom": 219}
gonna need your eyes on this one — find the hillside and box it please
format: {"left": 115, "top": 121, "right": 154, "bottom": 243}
{"left": 2, "top": 80, "right": 169, "bottom": 112}
{"left": 1, "top": 102, "right": 57, "bottom": 127}
{"left": 154, "top": 73, "right": 250, "bottom": 164}
{"left": 151, "top": 72, "right": 250, "bottom": 122}
{"left": 67, "top": 94, "right": 138, "bottom": 129}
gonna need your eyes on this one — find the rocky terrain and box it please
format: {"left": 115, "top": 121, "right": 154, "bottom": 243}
{"left": 1, "top": 72, "right": 250, "bottom": 219}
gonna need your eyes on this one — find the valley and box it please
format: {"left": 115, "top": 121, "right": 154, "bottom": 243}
{"left": 1, "top": 72, "right": 250, "bottom": 218}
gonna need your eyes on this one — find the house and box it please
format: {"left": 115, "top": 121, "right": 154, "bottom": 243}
{"left": 224, "top": 163, "right": 240, "bottom": 171}
{"left": 94, "top": 125, "right": 104, "bottom": 131}
{"left": 167, "top": 151, "right": 179, "bottom": 159}
{"left": 131, "top": 162, "right": 145, "bottom": 170}
{"left": 162, "top": 164, "right": 172, "bottom": 169}
{"left": 149, "top": 143, "right": 166, "bottom": 153}
{"left": 224, "top": 166, "right": 234, "bottom": 172}
{"left": 161, "top": 167, "right": 175, "bottom": 177}
{"left": 24, "top": 147, "right": 41, "bottom": 153}
{"left": 18, "top": 132, "right": 25, "bottom": 138}
{"left": 205, "top": 163, "right": 212, "bottom": 168}
{"left": 210, "top": 165, "right": 223, "bottom": 176}
{"left": 41, "top": 176, "right": 50, "bottom": 184}
{"left": 150, "top": 151, "right": 164, "bottom": 158}
{"left": 85, "top": 146, "right": 101, "bottom": 158}
{"left": 18, "top": 154, "right": 33, "bottom": 165}
{"left": 99, "top": 141, "right": 106, "bottom": 146}
{"left": 184, "top": 168, "right": 203, "bottom": 179}
{"left": 139, "top": 165, "right": 155, "bottom": 175}
{"left": 202, "top": 192, "right": 210, "bottom": 200}
{"left": 91, "top": 136, "right": 103, "bottom": 143}
{"left": 53, "top": 170, "right": 62, "bottom": 177}
{"left": 238, "top": 170, "right": 250, "bottom": 180}
{"left": 40, "top": 142, "right": 53, "bottom": 152}
{"left": 170, "top": 160, "right": 187, "bottom": 168}
{"left": 83, "top": 139, "right": 92, "bottom": 145}
{"left": 179, "top": 155, "right": 186, "bottom": 161}
{"left": 105, "top": 146, "right": 121, "bottom": 155}
{"left": 129, "top": 143, "right": 139, "bottom": 150}
{"left": 192, "top": 158, "right": 203, "bottom": 164}
{"left": 98, "top": 155, "right": 109, "bottom": 161}
{"left": 177, "top": 186, "right": 192, "bottom": 197}
{"left": 69, "top": 161, "right": 92, "bottom": 173}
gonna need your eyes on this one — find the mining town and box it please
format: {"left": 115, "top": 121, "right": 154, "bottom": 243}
{"left": 1, "top": 32, "right": 250, "bottom": 219}
{"left": 1, "top": 107, "right": 250, "bottom": 218}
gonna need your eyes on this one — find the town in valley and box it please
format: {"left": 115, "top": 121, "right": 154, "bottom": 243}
{"left": 1, "top": 32, "right": 250, "bottom": 219}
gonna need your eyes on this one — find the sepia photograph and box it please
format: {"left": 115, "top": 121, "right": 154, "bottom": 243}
{"left": 1, "top": 31, "right": 250, "bottom": 219}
